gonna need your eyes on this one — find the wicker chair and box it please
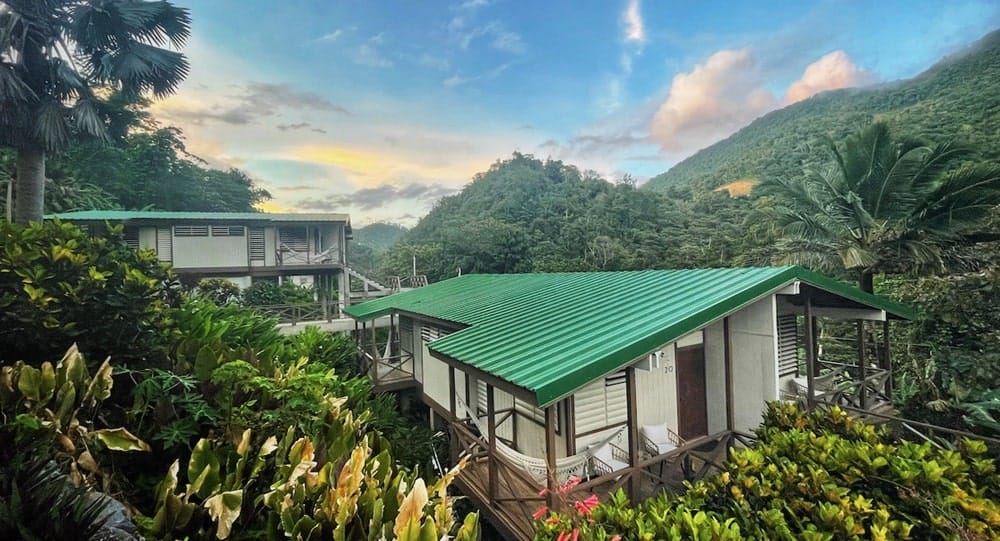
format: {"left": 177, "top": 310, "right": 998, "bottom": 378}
{"left": 588, "top": 442, "right": 630, "bottom": 478}
{"left": 640, "top": 424, "right": 685, "bottom": 457}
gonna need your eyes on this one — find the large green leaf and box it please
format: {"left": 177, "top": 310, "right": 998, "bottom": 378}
{"left": 91, "top": 427, "right": 151, "bottom": 452}
{"left": 203, "top": 490, "right": 243, "bottom": 540}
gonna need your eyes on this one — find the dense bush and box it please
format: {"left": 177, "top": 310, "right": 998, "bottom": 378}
{"left": 241, "top": 279, "right": 314, "bottom": 306}
{"left": 887, "top": 270, "right": 1000, "bottom": 435}
{"left": 537, "top": 403, "right": 999, "bottom": 540}
{"left": 194, "top": 278, "right": 242, "bottom": 305}
{"left": 0, "top": 220, "right": 178, "bottom": 368}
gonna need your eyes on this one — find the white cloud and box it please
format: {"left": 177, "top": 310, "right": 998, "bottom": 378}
{"left": 784, "top": 50, "right": 872, "bottom": 104}
{"left": 649, "top": 48, "right": 873, "bottom": 157}
{"left": 352, "top": 34, "right": 393, "bottom": 67}
{"left": 623, "top": 0, "right": 645, "bottom": 43}
{"left": 316, "top": 29, "right": 343, "bottom": 42}
{"left": 443, "top": 62, "right": 512, "bottom": 87}
{"left": 650, "top": 49, "right": 775, "bottom": 155}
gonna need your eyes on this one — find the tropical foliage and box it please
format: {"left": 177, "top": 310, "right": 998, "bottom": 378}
{"left": 758, "top": 121, "right": 1000, "bottom": 291}
{"left": 0, "top": 219, "right": 179, "bottom": 367}
{"left": 536, "top": 404, "right": 999, "bottom": 540}
{"left": 645, "top": 29, "right": 1000, "bottom": 193}
{"left": 0, "top": 0, "right": 191, "bottom": 223}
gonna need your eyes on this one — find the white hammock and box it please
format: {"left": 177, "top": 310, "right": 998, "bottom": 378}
{"left": 454, "top": 393, "right": 627, "bottom": 484}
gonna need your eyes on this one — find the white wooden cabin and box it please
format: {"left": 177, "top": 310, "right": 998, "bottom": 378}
{"left": 345, "top": 267, "right": 912, "bottom": 540}
{"left": 49, "top": 210, "right": 353, "bottom": 307}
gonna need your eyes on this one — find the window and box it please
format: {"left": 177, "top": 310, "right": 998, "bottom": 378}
{"left": 248, "top": 227, "right": 265, "bottom": 261}
{"left": 211, "top": 225, "right": 244, "bottom": 237}
{"left": 278, "top": 227, "right": 308, "bottom": 252}
{"left": 420, "top": 325, "right": 451, "bottom": 342}
{"left": 399, "top": 318, "right": 414, "bottom": 354}
{"left": 174, "top": 225, "right": 209, "bottom": 237}
{"left": 777, "top": 315, "right": 799, "bottom": 377}
{"left": 123, "top": 227, "right": 140, "bottom": 250}
{"left": 573, "top": 370, "right": 627, "bottom": 435}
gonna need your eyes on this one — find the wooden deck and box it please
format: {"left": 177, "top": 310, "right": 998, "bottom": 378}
{"left": 448, "top": 420, "right": 756, "bottom": 541}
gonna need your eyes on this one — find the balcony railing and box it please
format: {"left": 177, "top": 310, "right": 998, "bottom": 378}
{"left": 253, "top": 303, "right": 336, "bottom": 324}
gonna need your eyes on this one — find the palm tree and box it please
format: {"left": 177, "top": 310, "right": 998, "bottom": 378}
{"left": 0, "top": 0, "right": 190, "bottom": 224}
{"left": 760, "top": 122, "right": 1000, "bottom": 292}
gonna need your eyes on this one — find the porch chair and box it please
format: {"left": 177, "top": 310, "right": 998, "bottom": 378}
{"left": 640, "top": 424, "right": 684, "bottom": 457}
{"left": 790, "top": 369, "right": 843, "bottom": 403}
{"left": 588, "top": 441, "right": 629, "bottom": 479}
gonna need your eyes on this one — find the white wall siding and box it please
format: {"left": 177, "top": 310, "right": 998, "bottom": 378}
{"left": 635, "top": 345, "right": 679, "bottom": 436}
{"left": 703, "top": 321, "right": 728, "bottom": 434}
{"left": 172, "top": 232, "right": 249, "bottom": 269}
{"left": 729, "top": 296, "right": 778, "bottom": 433}
{"left": 422, "top": 341, "right": 451, "bottom": 412}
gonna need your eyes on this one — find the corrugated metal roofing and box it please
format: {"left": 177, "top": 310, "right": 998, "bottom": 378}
{"left": 344, "top": 266, "right": 913, "bottom": 407}
{"left": 46, "top": 210, "right": 350, "bottom": 223}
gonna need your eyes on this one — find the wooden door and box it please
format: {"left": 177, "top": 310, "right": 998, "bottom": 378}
{"left": 676, "top": 345, "right": 708, "bottom": 439}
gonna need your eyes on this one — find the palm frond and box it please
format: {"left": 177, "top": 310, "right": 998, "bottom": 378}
{"left": 33, "top": 98, "right": 70, "bottom": 150}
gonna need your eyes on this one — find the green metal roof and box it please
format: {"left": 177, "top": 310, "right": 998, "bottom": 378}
{"left": 46, "top": 210, "right": 350, "bottom": 223}
{"left": 345, "top": 266, "right": 913, "bottom": 407}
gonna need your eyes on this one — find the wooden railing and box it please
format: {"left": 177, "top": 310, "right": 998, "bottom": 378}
{"left": 360, "top": 350, "right": 416, "bottom": 387}
{"left": 448, "top": 419, "right": 756, "bottom": 541}
{"left": 254, "top": 303, "right": 334, "bottom": 324}
{"left": 275, "top": 244, "right": 340, "bottom": 266}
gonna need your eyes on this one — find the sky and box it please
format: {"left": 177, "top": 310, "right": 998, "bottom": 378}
{"left": 151, "top": 0, "right": 1000, "bottom": 226}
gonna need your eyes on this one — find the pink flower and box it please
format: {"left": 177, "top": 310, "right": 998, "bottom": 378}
{"left": 538, "top": 487, "right": 549, "bottom": 497}
{"left": 574, "top": 494, "right": 600, "bottom": 516}
{"left": 611, "top": 536, "right": 621, "bottom": 541}
{"left": 532, "top": 506, "right": 549, "bottom": 520}
{"left": 557, "top": 532, "right": 570, "bottom": 541}
{"left": 558, "top": 476, "right": 582, "bottom": 495}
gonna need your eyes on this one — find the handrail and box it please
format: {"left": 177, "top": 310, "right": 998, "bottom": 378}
{"left": 253, "top": 303, "right": 335, "bottom": 324}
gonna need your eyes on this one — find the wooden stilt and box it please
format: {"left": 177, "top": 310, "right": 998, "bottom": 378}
{"left": 625, "top": 366, "right": 639, "bottom": 501}
{"left": 804, "top": 293, "right": 816, "bottom": 409}
{"left": 487, "top": 384, "right": 497, "bottom": 502}
{"left": 723, "top": 317, "right": 734, "bottom": 431}
{"left": 858, "top": 320, "right": 867, "bottom": 408}
{"left": 544, "top": 404, "right": 557, "bottom": 509}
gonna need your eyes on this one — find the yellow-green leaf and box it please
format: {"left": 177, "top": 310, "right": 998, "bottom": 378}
{"left": 204, "top": 490, "right": 243, "bottom": 540}
{"left": 91, "top": 427, "right": 151, "bottom": 452}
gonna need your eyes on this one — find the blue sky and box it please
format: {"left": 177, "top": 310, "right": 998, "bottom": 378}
{"left": 152, "top": 0, "right": 1000, "bottom": 225}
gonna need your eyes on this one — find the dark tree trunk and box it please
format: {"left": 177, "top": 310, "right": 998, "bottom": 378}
{"left": 13, "top": 147, "right": 45, "bottom": 225}
{"left": 859, "top": 270, "right": 874, "bottom": 294}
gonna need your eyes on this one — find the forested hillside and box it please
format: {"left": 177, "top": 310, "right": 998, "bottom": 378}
{"left": 0, "top": 97, "right": 270, "bottom": 214}
{"left": 379, "top": 154, "right": 770, "bottom": 281}
{"left": 645, "top": 28, "right": 1000, "bottom": 192}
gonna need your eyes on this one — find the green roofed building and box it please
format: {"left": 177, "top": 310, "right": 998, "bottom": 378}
{"left": 47, "top": 210, "right": 363, "bottom": 313}
{"left": 343, "top": 266, "right": 912, "bottom": 540}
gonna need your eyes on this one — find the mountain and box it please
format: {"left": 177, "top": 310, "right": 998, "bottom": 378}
{"left": 353, "top": 222, "right": 408, "bottom": 251}
{"left": 379, "top": 154, "right": 764, "bottom": 282}
{"left": 645, "top": 28, "right": 1000, "bottom": 192}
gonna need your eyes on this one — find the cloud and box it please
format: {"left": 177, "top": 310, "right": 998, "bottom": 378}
{"left": 418, "top": 53, "right": 450, "bottom": 71}
{"left": 276, "top": 122, "right": 329, "bottom": 134}
{"left": 316, "top": 29, "right": 343, "bottom": 42}
{"left": 450, "top": 19, "right": 525, "bottom": 54}
{"left": 443, "top": 62, "right": 512, "bottom": 87}
{"left": 353, "top": 43, "right": 393, "bottom": 67}
{"left": 783, "top": 50, "right": 873, "bottom": 104}
{"left": 649, "top": 48, "right": 875, "bottom": 156}
{"left": 649, "top": 49, "right": 777, "bottom": 155}
{"left": 623, "top": 0, "right": 645, "bottom": 43}
{"left": 278, "top": 184, "right": 321, "bottom": 192}
{"left": 160, "top": 82, "right": 349, "bottom": 126}
{"left": 295, "top": 182, "right": 459, "bottom": 211}
{"left": 457, "top": 0, "right": 490, "bottom": 10}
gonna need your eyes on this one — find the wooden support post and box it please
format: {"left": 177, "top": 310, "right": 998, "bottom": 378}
{"left": 804, "top": 293, "right": 816, "bottom": 409}
{"left": 883, "top": 319, "right": 893, "bottom": 397}
{"left": 723, "top": 317, "right": 735, "bottom": 431}
{"left": 544, "top": 404, "right": 557, "bottom": 509}
{"left": 448, "top": 366, "right": 457, "bottom": 419}
{"left": 565, "top": 396, "right": 576, "bottom": 455}
{"left": 625, "top": 366, "right": 640, "bottom": 502}
{"left": 858, "top": 320, "right": 867, "bottom": 408}
{"left": 449, "top": 366, "right": 459, "bottom": 465}
{"left": 487, "top": 384, "right": 497, "bottom": 502}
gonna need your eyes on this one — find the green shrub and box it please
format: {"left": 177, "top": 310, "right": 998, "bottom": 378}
{"left": 194, "top": 278, "right": 242, "bottom": 305}
{"left": 0, "top": 220, "right": 178, "bottom": 368}
{"left": 537, "top": 403, "right": 999, "bottom": 540}
{"left": 242, "top": 279, "right": 314, "bottom": 306}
